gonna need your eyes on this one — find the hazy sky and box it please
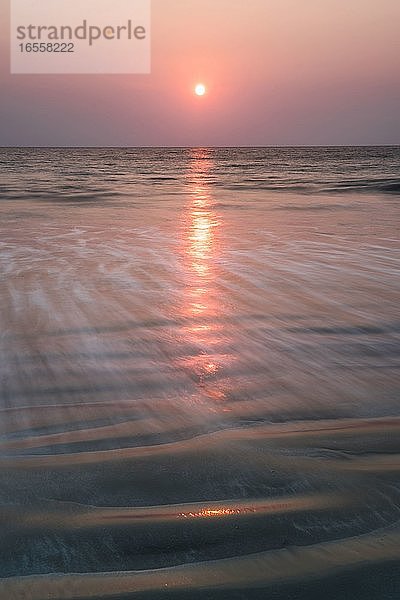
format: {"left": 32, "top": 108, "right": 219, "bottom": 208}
{"left": 0, "top": 0, "right": 399, "bottom": 146}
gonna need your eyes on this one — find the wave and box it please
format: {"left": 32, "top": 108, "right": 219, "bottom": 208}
{"left": 1, "top": 527, "right": 399, "bottom": 599}
{"left": 219, "top": 177, "right": 400, "bottom": 196}
{"left": 1, "top": 416, "right": 400, "bottom": 468}
{"left": 1, "top": 491, "right": 347, "bottom": 532}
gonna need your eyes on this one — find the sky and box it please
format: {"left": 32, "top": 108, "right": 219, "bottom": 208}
{"left": 0, "top": 0, "right": 399, "bottom": 147}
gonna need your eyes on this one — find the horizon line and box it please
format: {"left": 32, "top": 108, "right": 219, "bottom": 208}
{"left": 1, "top": 144, "right": 399, "bottom": 150}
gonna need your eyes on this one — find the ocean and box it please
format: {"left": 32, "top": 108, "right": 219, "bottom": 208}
{"left": 0, "top": 146, "right": 399, "bottom": 599}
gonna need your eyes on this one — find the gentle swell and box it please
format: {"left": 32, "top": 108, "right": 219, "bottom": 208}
{"left": 1, "top": 528, "right": 399, "bottom": 599}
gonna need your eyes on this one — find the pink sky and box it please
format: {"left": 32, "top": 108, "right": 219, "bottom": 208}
{"left": 0, "top": 0, "right": 399, "bottom": 146}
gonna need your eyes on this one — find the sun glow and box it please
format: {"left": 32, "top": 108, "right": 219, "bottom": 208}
{"left": 194, "top": 83, "right": 206, "bottom": 96}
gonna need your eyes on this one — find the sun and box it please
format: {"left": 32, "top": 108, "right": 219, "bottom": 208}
{"left": 195, "top": 83, "right": 206, "bottom": 96}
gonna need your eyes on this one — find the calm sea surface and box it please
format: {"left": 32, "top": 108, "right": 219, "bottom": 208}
{"left": 0, "top": 147, "right": 399, "bottom": 599}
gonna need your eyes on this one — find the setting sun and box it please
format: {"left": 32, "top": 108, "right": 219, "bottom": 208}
{"left": 195, "top": 83, "right": 206, "bottom": 97}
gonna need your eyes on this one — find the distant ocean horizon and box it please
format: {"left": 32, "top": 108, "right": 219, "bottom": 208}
{"left": 1, "top": 145, "right": 400, "bottom": 197}
{"left": 0, "top": 145, "right": 399, "bottom": 599}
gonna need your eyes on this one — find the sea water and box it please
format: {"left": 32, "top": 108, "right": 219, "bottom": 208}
{"left": 0, "top": 146, "right": 399, "bottom": 599}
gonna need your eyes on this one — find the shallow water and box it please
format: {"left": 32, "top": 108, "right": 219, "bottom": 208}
{"left": 0, "top": 147, "right": 399, "bottom": 599}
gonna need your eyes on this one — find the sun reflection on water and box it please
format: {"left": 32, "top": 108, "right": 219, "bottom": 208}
{"left": 178, "top": 149, "right": 231, "bottom": 401}
{"left": 179, "top": 507, "right": 251, "bottom": 519}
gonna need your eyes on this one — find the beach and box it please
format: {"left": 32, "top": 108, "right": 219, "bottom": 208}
{"left": 0, "top": 146, "right": 399, "bottom": 599}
